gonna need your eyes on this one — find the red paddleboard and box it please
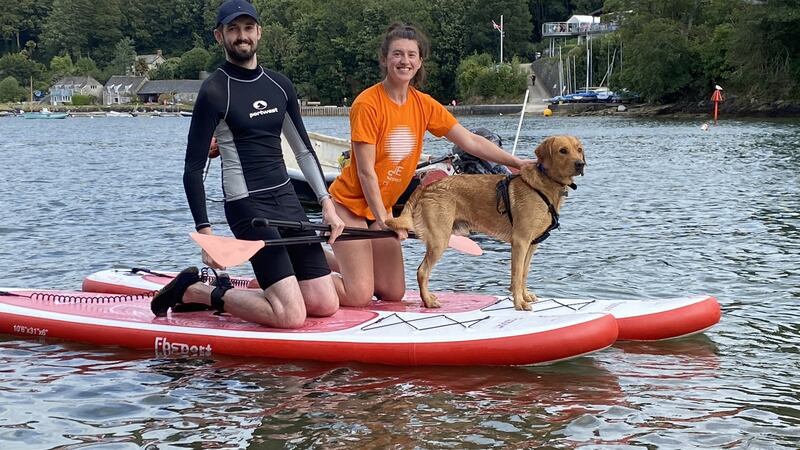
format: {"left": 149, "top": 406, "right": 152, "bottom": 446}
{"left": 0, "top": 288, "right": 616, "bottom": 366}
{"left": 84, "top": 268, "right": 721, "bottom": 341}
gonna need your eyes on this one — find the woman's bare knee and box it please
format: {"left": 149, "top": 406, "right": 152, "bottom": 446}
{"left": 340, "top": 287, "right": 374, "bottom": 307}
{"left": 376, "top": 285, "right": 406, "bottom": 302}
{"left": 306, "top": 295, "right": 338, "bottom": 317}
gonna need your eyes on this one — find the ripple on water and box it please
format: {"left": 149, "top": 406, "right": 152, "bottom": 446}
{"left": 0, "top": 116, "right": 799, "bottom": 448}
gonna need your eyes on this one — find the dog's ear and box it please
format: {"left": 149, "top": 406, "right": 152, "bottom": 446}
{"left": 535, "top": 136, "right": 557, "bottom": 164}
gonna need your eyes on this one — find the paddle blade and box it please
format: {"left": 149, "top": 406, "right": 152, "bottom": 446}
{"left": 448, "top": 235, "right": 483, "bottom": 256}
{"left": 190, "top": 233, "right": 264, "bottom": 268}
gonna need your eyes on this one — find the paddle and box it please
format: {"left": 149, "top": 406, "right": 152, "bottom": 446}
{"left": 251, "top": 218, "right": 481, "bottom": 256}
{"left": 190, "top": 232, "right": 396, "bottom": 268}
{"left": 190, "top": 219, "right": 482, "bottom": 268}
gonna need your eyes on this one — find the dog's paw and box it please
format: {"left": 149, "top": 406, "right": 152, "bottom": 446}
{"left": 422, "top": 294, "right": 441, "bottom": 308}
{"left": 513, "top": 299, "right": 532, "bottom": 311}
{"left": 523, "top": 290, "right": 538, "bottom": 304}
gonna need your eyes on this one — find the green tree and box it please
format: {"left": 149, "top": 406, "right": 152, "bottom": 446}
{"left": 726, "top": 0, "right": 800, "bottom": 99}
{"left": 0, "top": 52, "right": 45, "bottom": 85}
{"left": 456, "top": 53, "right": 527, "bottom": 102}
{"left": 177, "top": 47, "right": 210, "bottom": 79}
{"left": 464, "top": 0, "right": 533, "bottom": 62}
{"left": 0, "top": 0, "right": 52, "bottom": 54}
{"left": 615, "top": 19, "right": 694, "bottom": 102}
{"left": 49, "top": 54, "right": 74, "bottom": 81}
{"left": 87, "top": 0, "right": 124, "bottom": 65}
{"left": 0, "top": 76, "right": 26, "bottom": 102}
{"left": 75, "top": 56, "right": 100, "bottom": 78}
{"left": 423, "top": 0, "right": 469, "bottom": 101}
{"left": 41, "top": 0, "right": 93, "bottom": 59}
{"left": 107, "top": 37, "right": 137, "bottom": 76}
{"left": 150, "top": 57, "right": 181, "bottom": 80}
{"left": 41, "top": 0, "right": 123, "bottom": 65}
{"left": 133, "top": 58, "right": 150, "bottom": 76}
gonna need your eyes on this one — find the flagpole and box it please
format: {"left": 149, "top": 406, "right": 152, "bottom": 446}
{"left": 500, "top": 15, "right": 504, "bottom": 64}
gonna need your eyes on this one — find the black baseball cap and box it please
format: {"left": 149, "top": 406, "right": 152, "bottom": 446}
{"left": 216, "top": 0, "right": 259, "bottom": 27}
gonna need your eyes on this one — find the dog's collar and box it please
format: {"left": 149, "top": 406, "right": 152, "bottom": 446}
{"left": 537, "top": 163, "right": 577, "bottom": 190}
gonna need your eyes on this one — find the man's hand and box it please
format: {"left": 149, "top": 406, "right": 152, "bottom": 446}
{"left": 198, "top": 227, "right": 226, "bottom": 269}
{"left": 320, "top": 197, "right": 345, "bottom": 244}
{"left": 209, "top": 137, "right": 220, "bottom": 159}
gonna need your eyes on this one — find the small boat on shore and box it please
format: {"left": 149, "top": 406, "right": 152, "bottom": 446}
{"left": 23, "top": 108, "right": 67, "bottom": 119}
{"left": 106, "top": 111, "right": 134, "bottom": 118}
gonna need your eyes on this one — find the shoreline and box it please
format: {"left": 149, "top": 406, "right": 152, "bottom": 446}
{"left": 3, "top": 98, "right": 799, "bottom": 119}
{"left": 547, "top": 97, "right": 800, "bottom": 119}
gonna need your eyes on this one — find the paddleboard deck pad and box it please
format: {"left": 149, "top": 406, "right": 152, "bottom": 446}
{"left": 0, "top": 289, "right": 618, "bottom": 366}
{"left": 83, "top": 268, "right": 721, "bottom": 341}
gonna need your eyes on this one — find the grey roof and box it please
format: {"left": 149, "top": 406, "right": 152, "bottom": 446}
{"left": 137, "top": 79, "right": 203, "bottom": 95}
{"left": 53, "top": 76, "right": 102, "bottom": 89}
{"left": 105, "top": 76, "right": 148, "bottom": 93}
{"left": 137, "top": 54, "right": 164, "bottom": 64}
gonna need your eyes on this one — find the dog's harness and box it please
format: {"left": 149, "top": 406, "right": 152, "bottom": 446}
{"left": 495, "top": 164, "right": 576, "bottom": 244}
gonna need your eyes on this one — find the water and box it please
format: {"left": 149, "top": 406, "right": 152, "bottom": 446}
{"left": 1, "top": 113, "right": 799, "bottom": 449}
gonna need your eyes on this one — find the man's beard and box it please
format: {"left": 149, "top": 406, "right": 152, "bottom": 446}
{"left": 224, "top": 38, "right": 257, "bottom": 63}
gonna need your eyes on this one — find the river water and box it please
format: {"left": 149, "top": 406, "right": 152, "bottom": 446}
{"left": 0, "top": 113, "right": 798, "bottom": 449}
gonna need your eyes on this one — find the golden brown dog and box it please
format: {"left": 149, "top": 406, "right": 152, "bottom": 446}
{"left": 386, "top": 135, "right": 585, "bottom": 310}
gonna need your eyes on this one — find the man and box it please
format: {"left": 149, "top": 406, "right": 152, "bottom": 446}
{"left": 150, "top": 0, "right": 344, "bottom": 328}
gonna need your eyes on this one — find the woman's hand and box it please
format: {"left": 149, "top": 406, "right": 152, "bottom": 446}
{"left": 321, "top": 197, "right": 345, "bottom": 243}
{"left": 375, "top": 214, "right": 408, "bottom": 241}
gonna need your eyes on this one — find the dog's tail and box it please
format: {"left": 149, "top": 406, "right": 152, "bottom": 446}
{"left": 384, "top": 186, "right": 422, "bottom": 232}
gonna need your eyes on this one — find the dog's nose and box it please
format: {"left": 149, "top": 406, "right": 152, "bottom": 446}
{"left": 575, "top": 160, "right": 585, "bottom": 175}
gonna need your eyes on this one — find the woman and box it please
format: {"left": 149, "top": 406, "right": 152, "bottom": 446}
{"left": 328, "top": 23, "right": 532, "bottom": 307}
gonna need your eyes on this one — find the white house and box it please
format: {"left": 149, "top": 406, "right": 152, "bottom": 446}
{"left": 49, "top": 76, "right": 103, "bottom": 105}
{"left": 103, "top": 76, "right": 148, "bottom": 105}
{"left": 132, "top": 49, "right": 166, "bottom": 74}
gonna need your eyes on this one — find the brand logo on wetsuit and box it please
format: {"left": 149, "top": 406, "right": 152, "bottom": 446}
{"left": 250, "top": 99, "right": 278, "bottom": 118}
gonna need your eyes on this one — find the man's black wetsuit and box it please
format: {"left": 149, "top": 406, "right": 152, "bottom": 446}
{"left": 184, "top": 61, "right": 331, "bottom": 288}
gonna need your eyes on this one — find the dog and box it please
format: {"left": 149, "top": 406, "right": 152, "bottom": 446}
{"left": 386, "top": 135, "right": 585, "bottom": 310}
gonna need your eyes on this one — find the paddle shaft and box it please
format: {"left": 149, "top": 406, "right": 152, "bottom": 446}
{"left": 251, "top": 218, "right": 420, "bottom": 239}
{"left": 261, "top": 233, "right": 394, "bottom": 247}
{"left": 250, "top": 217, "right": 482, "bottom": 256}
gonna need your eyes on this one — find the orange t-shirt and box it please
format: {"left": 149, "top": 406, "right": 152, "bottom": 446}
{"left": 329, "top": 83, "right": 458, "bottom": 219}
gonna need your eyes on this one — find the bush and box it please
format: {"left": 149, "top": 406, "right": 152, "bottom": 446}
{"left": 456, "top": 54, "right": 528, "bottom": 103}
{"left": 0, "top": 76, "right": 26, "bottom": 102}
{"left": 71, "top": 94, "right": 96, "bottom": 105}
{"left": 150, "top": 57, "right": 181, "bottom": 80}
{"left": 177, "top": 47, "right": 210, "bottom": 79}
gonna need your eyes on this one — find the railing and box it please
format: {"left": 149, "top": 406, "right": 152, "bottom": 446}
{"left": 542, "top": 21, "right": 619, "bottom": 37}
{"left": 301, "top": 106, "right": 350, "bottom": 116}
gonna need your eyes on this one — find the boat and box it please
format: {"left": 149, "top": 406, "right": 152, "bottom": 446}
{"left": 179, "top": 111, "right": 193, "bottom": 117}
{"left": 83, "top": 268, "right": 721, "bottom": 341}
{"left": 106, "top": 111, "right": 134, "bottom": 117}
{"left": 0, "top": 288, "right": 617, "bottom": 366}
{"left": 277, "top": 132, "right": 454, "bottom": 207}
{"left": 23, "top": 108, "right": 68, "bottom": 119}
